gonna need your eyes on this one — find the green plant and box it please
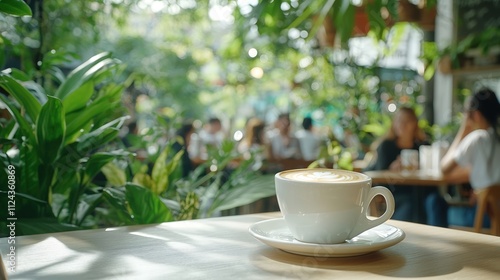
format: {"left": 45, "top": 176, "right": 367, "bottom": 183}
{"left": 440, "top": 27, "right": 500, "bottom": 69}
{"left": 103, "top": 138, "right": 276, "bottom": 222}
{"left": 169, "top": 140, "right": 276, "bottom": 219}
{"left": 0, "top": 0, "right": 31, "bottom": 17}
{"left": 0, "top": 52, "right": 133, "bottom": 235}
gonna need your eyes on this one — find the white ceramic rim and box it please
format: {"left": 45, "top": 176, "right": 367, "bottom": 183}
{"left": 275, "top": 168, "right": 371, "bottom": 185}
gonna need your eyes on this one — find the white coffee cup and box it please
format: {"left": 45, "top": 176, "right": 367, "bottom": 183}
{"left": 275, "top": 168, "right": 395, "bottom": 244}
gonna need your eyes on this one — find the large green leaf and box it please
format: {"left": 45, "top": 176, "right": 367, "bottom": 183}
{"left": 102, "top": 187, "right": 134, "bottom": 224}
{"left": 84, "top": 151, "right": 131, "bottom": 184}
{"left": 65, "top": 97, "right": 114, "bottom": 139}
{"left": 209, "top": 174, "right": 276, "bottom": 214}
{"left": 62, "top": 81, "right": 94, "bottom": 114}
{"left": 74, "top": 193, "right": 102, "bottom": 226}
{"left": 4, "top": 67, "right": 31, "bottom": 81}
{"left": 79, "top": 128, "right": 120, "bottom": 155}
{"left": 36, "top": 96, "right": 66, "bottom": 164}
{"left": 0, "top": 0, "right": 32, "bottom": 17}
{"left": 18, "top": 143, "right": 40, "bottom": 204}
{"left": 125, "top": 183, "right": 173, "bottom": 224}
{"left": 0, "top": 94, "right": 35, "bottom": 142}
{"left": 333, "top": 1, "right": 355, "bottom": 45}
{"left": 54, "top": 52, "right": 116, "bottom": 99}
{"left": 72, "top": 116, "right": 128, "bottom": 153}
{"left": 0, "top": 73, "right": 41, "bottom": 122}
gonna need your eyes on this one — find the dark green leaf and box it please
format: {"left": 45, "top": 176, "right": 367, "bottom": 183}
{"left": 0, "top": 73, "right": 41, "bottom": 122}
{"left": 0, "top": 0, "right": 32, "bottom": 17}
{"left": 0, "top": 94, "right": 35, "bottom": 143}
{"left": 102, "top": 187, "right": 134, "bottom": 224}
{"left": 75, "top": 193, "right": 103, "bottom": 226}
{"left": 36, "top": 96, "right": 65, "bottom": 164}
{"left": 65, "top": 97, "right": 113, "bottom": 139}
{"left": 18, "top": 142, "right": 41, "bottom": 203}
{"left": 75, "top": 128, "right": 118, "bottom": 155}
{"left": 4, "top": 68, "right": 31, "bottom": 81}
{"left": 335, "top": 3, "right": 355, "bottom": 45}
{"left": 84, "top": 151, "right": 130, "bottom": 183}
{"left": 54, "top": 53, "right": 116, "bottom": 99}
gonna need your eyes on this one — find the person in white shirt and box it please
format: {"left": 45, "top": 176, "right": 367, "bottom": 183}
{"left": 295, "top": 116, "right": 322, "bottom": 161}
{"left": 427, "top": 88, "right": 500, "bottom": 228}
{"left": 193, "top": 117, "right": 225, "bottom": 160}
{"left": 441, "top": 88, "right": 500, "bottom": 189}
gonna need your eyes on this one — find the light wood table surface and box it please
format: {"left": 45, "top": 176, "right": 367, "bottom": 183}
{"left": 2, "top": 212, "right": 500, "bottom": 279}
{"left": 364, "top": 170, "right": 447, "bottom": 187}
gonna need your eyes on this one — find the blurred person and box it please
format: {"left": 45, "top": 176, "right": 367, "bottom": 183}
{"left": 238, "top": 117, "right": 267, "bottom": 170}
{"left": 295, "top": 116, "right": 322, "bottom": 161}
{"left": 364, "top": 107, "right": 439, "bottom": 224}
{"left": 438, "top": 88, "right": 500, "bottom": 227}
{"left": 238, "top": 117, "right": 266, "bottom": 154}
{"left": 199, "top": 117, "right": 224, "bottom": 147}
{"left": 172, "top": 121, "right": 199, "bottom": 178}
{"left": 190, "top": 117, "right": 225, "bottom": 160}
{"left": 267, "top": 113, "right": 302, "bottom": 160}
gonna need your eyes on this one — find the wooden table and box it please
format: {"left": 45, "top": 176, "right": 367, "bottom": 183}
{"left": 2, "top": 212, "right": 500, "bottom": 279}
{"left": 364, "top": 170, "right": 446, "bottom": 187}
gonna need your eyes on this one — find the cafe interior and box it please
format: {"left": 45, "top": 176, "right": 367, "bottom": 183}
{"left": 1, "top": 0, "right": 500, "bottom": 279}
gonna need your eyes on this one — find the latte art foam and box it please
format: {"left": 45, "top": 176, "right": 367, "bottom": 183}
{"left": 280, "top": 169, "right": 366, "bottom": 183}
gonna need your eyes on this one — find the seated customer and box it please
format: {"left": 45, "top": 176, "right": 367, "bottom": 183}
{"left": 295, "top": 116, "right": 322, "bottom": 161}
{"left": 365, "top": 107, "right": 437, "bottom": 224}
{"left": 172, "top": 121, "right": 202, "bottom": 178}
{"left": 440, "top": 88, "right": 500, "bottom": 227}
{"left": 267, "top": 113, "right": 302, "bottom": 160}
{"left": 238, "top": 117, "right": 267, "bottom": 170}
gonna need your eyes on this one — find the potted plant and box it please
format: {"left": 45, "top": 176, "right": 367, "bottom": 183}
{"left": 438, "top": 27, "right": 500, "bottom": 71}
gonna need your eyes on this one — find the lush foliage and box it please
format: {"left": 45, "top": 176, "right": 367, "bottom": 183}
{"left": 0, "top": 51, "right": 274, "bottom": 236}
{"left": 0, "top": 52, "right": 133, "bottom": 234}
{"left": 0, "top": 0, "right": 31, "bottom": 17}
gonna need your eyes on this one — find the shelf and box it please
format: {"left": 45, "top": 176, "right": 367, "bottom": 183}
{"left": 451, "top": 65, "right": 500, "bottom": 78}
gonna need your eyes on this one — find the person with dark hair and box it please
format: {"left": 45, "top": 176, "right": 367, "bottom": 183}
{"left": 365, "top": 106, "right": 434, "bottom": 223}
{"left": 172, "top": 121, "right": 196, "bottom": 178}
{"left": 441, "top": 88, "right": 500, "bottom": 185}
{"left": 195, "top": 117, "right": 224, "bottom": 160}
{"left": 437, "top": 88, "right": 500, "bottom": 227}
{"left": 295, "top": 116, "right": 322, "bottom": 161}
{"left": 366, "top": 107, "right": 427, "bottom": 171}
{"left": 267, "top": 113, "right": 302, "bottom": 160}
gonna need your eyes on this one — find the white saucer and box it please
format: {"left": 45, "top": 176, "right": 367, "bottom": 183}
{"left": 249, "top": 218, "right": 405, "bottom": 257}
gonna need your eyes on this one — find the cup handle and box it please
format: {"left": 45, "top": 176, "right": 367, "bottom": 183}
{"left": 347, "top": 186, "right": 395, "bottom": 239}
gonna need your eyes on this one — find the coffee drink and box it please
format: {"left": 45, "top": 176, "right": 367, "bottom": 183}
{"left": 275, "top": 168, "right": 395, "bottom": 244}
{"left": 279, "top": 169, "right": 366, "bottom": 183}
